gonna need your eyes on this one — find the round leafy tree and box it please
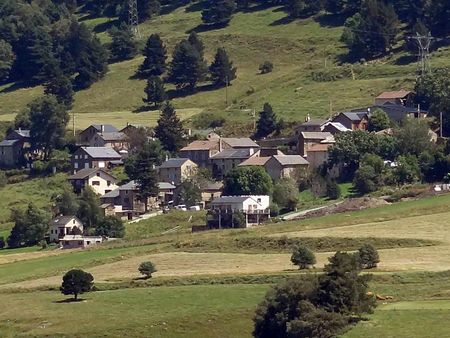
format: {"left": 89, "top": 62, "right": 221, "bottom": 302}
{"left": 60, "top": 269, "right": 94, "bottom": 301}
{"left": 291, "top": 245, "right": 316, "bottom": 269}
{"left": 139, "top": 261, "right": 157, "bottom": 279}
{"left": 357, "top": 244, "right": 380, "bottom": 269}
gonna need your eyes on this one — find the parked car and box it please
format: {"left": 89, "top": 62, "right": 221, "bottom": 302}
{"left": 174, "top": 204, "right": 187, "bottom": 211}
{"left": 189, "top": 205, "right": 201, "bottom": 211}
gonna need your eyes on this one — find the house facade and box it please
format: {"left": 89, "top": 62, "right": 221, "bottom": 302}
{"left": 264, "top": 155, "right": 309, "bottom": 180}
{"left": 88, "top": 132, "right": 130, "bottom": 152}
{"left": 78, "top": 124, "right": 118, "bottom": 144}
{"left": 297, "top": 132, "right": 334, "bottom": 157}
{"left": 207, "top": 195, "right": 270, "bottom": 228}
{"left": 179, "top": 140, "right": 220, "bottom": 168}
{"left": 332, "top": 112, "right": 368, "bottom": 131}
{"left": 49, "top": 216, "right": 84, "bottom": 243}
{"left": 210, "top": 148, "right": 257, "bottom": 179}
{"left": 71, "top": 147, "right": 122, "bottom": 172}
{"left": 158, "top": 158, "right": 198, "bottom": 185}
{"left": 0, "top": 139, "right": 23, "bottom": 167}
{"left": 68, "top": 168, "right": 118, "bottom": 195}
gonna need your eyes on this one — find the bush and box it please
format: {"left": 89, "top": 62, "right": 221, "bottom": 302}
{"left": 138, "top": 261, "right": 157, "bottom": 279}
{"left": 326, "top": 179, "right": 341, "bottom": 200}
{"left": 259, "top": 61, "right": 273, "bottom": 74}
{"left": 95, "top": 216, "right": 125, "bottom": 238}
{"left": 0, "top": 236, "right": 5, "bottom": 249}
{"left": 291, "top": 246, "right": 316, "bottom": 269}
{"left": 269, "top": 203, "right": 280, "bottom": 217}
{"left": 273, "top": 179, "right": 299, "bottom": 211}
{"left": 357, "top": 244, "right": 380, "bottom": 269}
{"left": 232, "top": 211, "right": 246, "bottom": 228}
{"left": 60, "top": 269, "right": 94, "bottom": 300}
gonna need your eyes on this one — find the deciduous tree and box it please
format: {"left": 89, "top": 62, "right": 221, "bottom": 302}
{"left": 223, "top": 167, "right": 273, "bottom": 196}
{"left": 60, "top": 269, "right": 94, "bottom": 300}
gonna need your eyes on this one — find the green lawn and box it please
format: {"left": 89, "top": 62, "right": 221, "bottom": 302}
{"left": 0, "top": 284, "right": 268, "bottom": 338}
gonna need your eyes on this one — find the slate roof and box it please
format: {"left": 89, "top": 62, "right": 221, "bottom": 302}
{"left": 211, "top": 196, "right": 254, "bottom": 204}
{"left": 300, "top": 132, "right": 333, "bottom": 140}
{"left": 68, "top": 168, "right": 116, "bottom": 180}
{"left": 91, "top": 124, "right": 118, "bottom": 133}
{"left": 0, "top": 139, "right": 20, "bottom": 146}
{"left": 272, "top": 155, "right": 309, "bottom": 166}
{"left": 159, "top": 158, "right": 192, "bottom": 169}
{"left": 51, "top": 215, "right": 79, "bottom": 225}
{"left": 299, "top": 118, "right": 327, "bottom": 127}
{"left": 101, "top": 189, "right": 120, "bottom": 198}
{"left": 373, "top": 104, "right": 427, "bottom": 122}
{"left": 81, "top": 147, "right": 121, "bottom": 159}
{"left": 376, "top": 90, "right": 411, "bottom": 99}
{"left": 119, "top": 180, "right": 137, "bottom": 190}
{"left": 98, "top": 132, "right": 128, "bottom": 142}
{"left": 180, "top": 140, "right": 219, "bottom": 151}
{"left": 158, "top": 182, "right": 176, "bottom": 190}
{"left": 221, "top": 138, "right": 259, "bottom": 148}
{"left": 239, "top": 156, "right": 270, "bottom": 166}
{"left": 14, "top": 129, "right": 30, "bottom": 138}
{"left": 210, "top": 148, "right": 254, "bottom": 160}
{"left": 339, "top": 112, "right": 368, "bottom": 122}
{"left": 322, "top": 122, "right": 351, "bottom": 132}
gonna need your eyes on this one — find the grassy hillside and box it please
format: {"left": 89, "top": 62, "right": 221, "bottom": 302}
{"left": 1, "top": 6, "right": 449, "bottom": 132}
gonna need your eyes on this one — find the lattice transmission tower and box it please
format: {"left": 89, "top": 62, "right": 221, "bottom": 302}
{"left": 129, "top": 0, "right": 140, "bottom": 38}
{"left": 411, "top": 32, "right": 433, "bottom": 77}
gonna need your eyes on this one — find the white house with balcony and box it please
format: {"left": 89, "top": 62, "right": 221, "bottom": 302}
{"left": 207, "top": 195, "right": 270, "bottom": 228}
{"left": 49, "top": 216, "right": 84, "bottom": 243}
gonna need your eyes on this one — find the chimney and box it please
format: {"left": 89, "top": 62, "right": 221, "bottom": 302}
{"left": 101, "top": 125, "right": 104, "bottom": 133}
{"left": 305, "top": 114, "right": 311, "bottom": 122}
{"left": 165, "top": 154, "right": 169, "bottom": 161}
{"left": 219, "top": 138, "right": 223, "bottom": 152}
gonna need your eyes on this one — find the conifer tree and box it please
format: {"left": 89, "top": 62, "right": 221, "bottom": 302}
{"left": 167, "top": 40, "right": 207, "bottom": 91}
{"left": 143, "top": 76, "right": 167, "bottom": 108}
{"left": 188, "top": 32, "right": 204, "bottom": 57}
{"left": 108, "top": 24, "right": 138, "bottom": 62}
{"left": 154, "top": 102, "right": 185, "bottom": 152}
{"left": 0, "top": 39, "right": 15, "bottom": 82}
{"left": 138, "top": 34, "right": 167, "bottom": 77}
{"left": 44, "top": 71, "right": 74, "bottom": 109}
{"left": 202, "top": 0, "right": 236, "bottom": 26}
{"left": 255, "top": 103, "right": 278, "bottom": 139}
{"left": 209, "top": 47, "right": 237, "bottom": 87}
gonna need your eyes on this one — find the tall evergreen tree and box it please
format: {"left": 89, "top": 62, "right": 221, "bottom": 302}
{"left": 125, "top": 141, "right": 162, "bottom": 212}
{"left": 138, "top": 0, "right": 161, "bottom": 20}
{"left": 167, "top": 40, "right": 207, "bottom": 91}
{"left": 255, "top": 103, "right": 278, "bottom": 139}
{"left": 188, "top": 32, "right": 204, "bottom": 57}
{"left": 154, "top": 102, "right": 185, "bottom": 152}
{"left": 138, "top": 34, "right": 167, "bottom": 77}
{"left": 341, "top": 0, "right": 399, "bottom": 59}
{"left": 108, "top": 24, "right": 138, "bottom": 62}
{"left": 287, "top": 0, "right": 323, "bottom": 18}
{"left": 143, "top": 76, "right": 167, "bottom": 108}
{"left": 209, "top": 47, "right": 237, "bottom": 87}
{"left": 44, "top": 72, "right": 74, "bottom": 109}
{"left": 202, "top": 0, "right": 236, "bottom": 26}
{"left": 0, "top": 39, "right": 15, "bottom": 82}
{"left": 28, "top": 95, "right": 70, "bottom": 160}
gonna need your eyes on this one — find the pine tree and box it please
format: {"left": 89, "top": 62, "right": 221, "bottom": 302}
{"left": 167, "top": 40, "right": 207, "bottom": 91}
{"left": 138, "top": 0, "right": 161, "bottom": 20}
{"left": 154, "top": 102, "right": 185, "bottom": 152}
{"left": 138, "top": 34, "right": 167, "bottom": 77}
{"left": 202, "top": 0, "right": 236, "bottom": 26}
{"left": 255, "top": 103, "right": 278, "bottom": 139}
{"left": 143, "top": 76, "right": 167, "bottom": 108}
{"left": 108, "top": 24, "right": 138, "bottom": 62}
{"left": 209, "top": 47, "right": 237, "bottom": 87}
{"left": 44, "top": 72, "right": 74, "bottom": 109}
{"left": 188, "top": 32, "right": 204, "bottom": 57}
{"left": 341, "top": 0, "right": 399, "bottom": 59}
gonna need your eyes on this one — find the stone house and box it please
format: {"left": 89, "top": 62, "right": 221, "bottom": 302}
{"left": 332, "top": 112, "right": 368, "bottom": 131}
{"left": 264, "top": 155, "right": 309, "bottom": 180}
{"left": 68, "top": 168, "right": 118, "bottom": 195}
{"left": 0, "top": 139, "right": 23, "bottom": 167}
{"left": 78, "top": 124, "right": 118, "bottom": 144}
{"left": 88, "top": 132, "right": 129, "bottom": 152}
{"left": 71, "top": 147, "right": 122, "bottom": 172}
{"left": 179, "top": 140, "right": 220, "bottom": 168}
{"left": 375, "top": 89, "right": 413, "bottom": 106}
{"left": 210, "top": 148, "right": 257, "bottom": 179}
{"left": 158, "top": 158, "right": 198, "bottom": 185}
{"left": 297, "top": 131, "right": 334, "bottom": 157}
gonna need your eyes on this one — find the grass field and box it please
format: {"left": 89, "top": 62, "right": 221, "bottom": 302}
{"left": 1, "top": 190, "right": 450, "bottom": 336}
{"left": 1, "top": 6, "right": 449, "bottom": 132}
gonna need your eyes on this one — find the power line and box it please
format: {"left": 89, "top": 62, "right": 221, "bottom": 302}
{"left": 128, "top": 0, "right": 140, "bottom": 38}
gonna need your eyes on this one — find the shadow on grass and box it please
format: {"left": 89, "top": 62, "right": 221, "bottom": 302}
{"left": 93, "top": 19, "right": 119, "bottom": 34}
{"left": 270, "top": 15, "right": 296, "bottom": 26}
{"left": 186, "top": 22, "right": 229, "bottom": 34}
{"left": 315, "top": 13, "right": 347, "bottom": 28}
{"left": 166, "top": 83, "right": 220, "bottom": 99}
{"left": 53, "top": 298, "right": 86, "bottom": 304}
{"left": 394, "top": 54, "right": 416, "bottom": 66}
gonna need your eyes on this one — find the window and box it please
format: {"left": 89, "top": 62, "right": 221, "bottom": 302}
{"left": 84, "top": 155, "right": 88, "bottom": 159}
{"left": 92, "top": 181, "right": 100, "bottom": 186}
{"left": 98, "top": 161, "right": 105, "bottom": 168}
{"left": 86, "top": 241, "right": 90, "bottom": 245}
{"left": 107, "top": 181, "right": 111, "bottom": 186}
{"left": 74, "top": 163, "right": 79, "bottom": 169}
{"left": 257, "top": 198, "right": 261, "bottom": 203}
{"left": 97, "top": 173, "right": 100, "bottom": 176}
{"left": 74, "top": 155, "right": 78, "bottom": 159}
